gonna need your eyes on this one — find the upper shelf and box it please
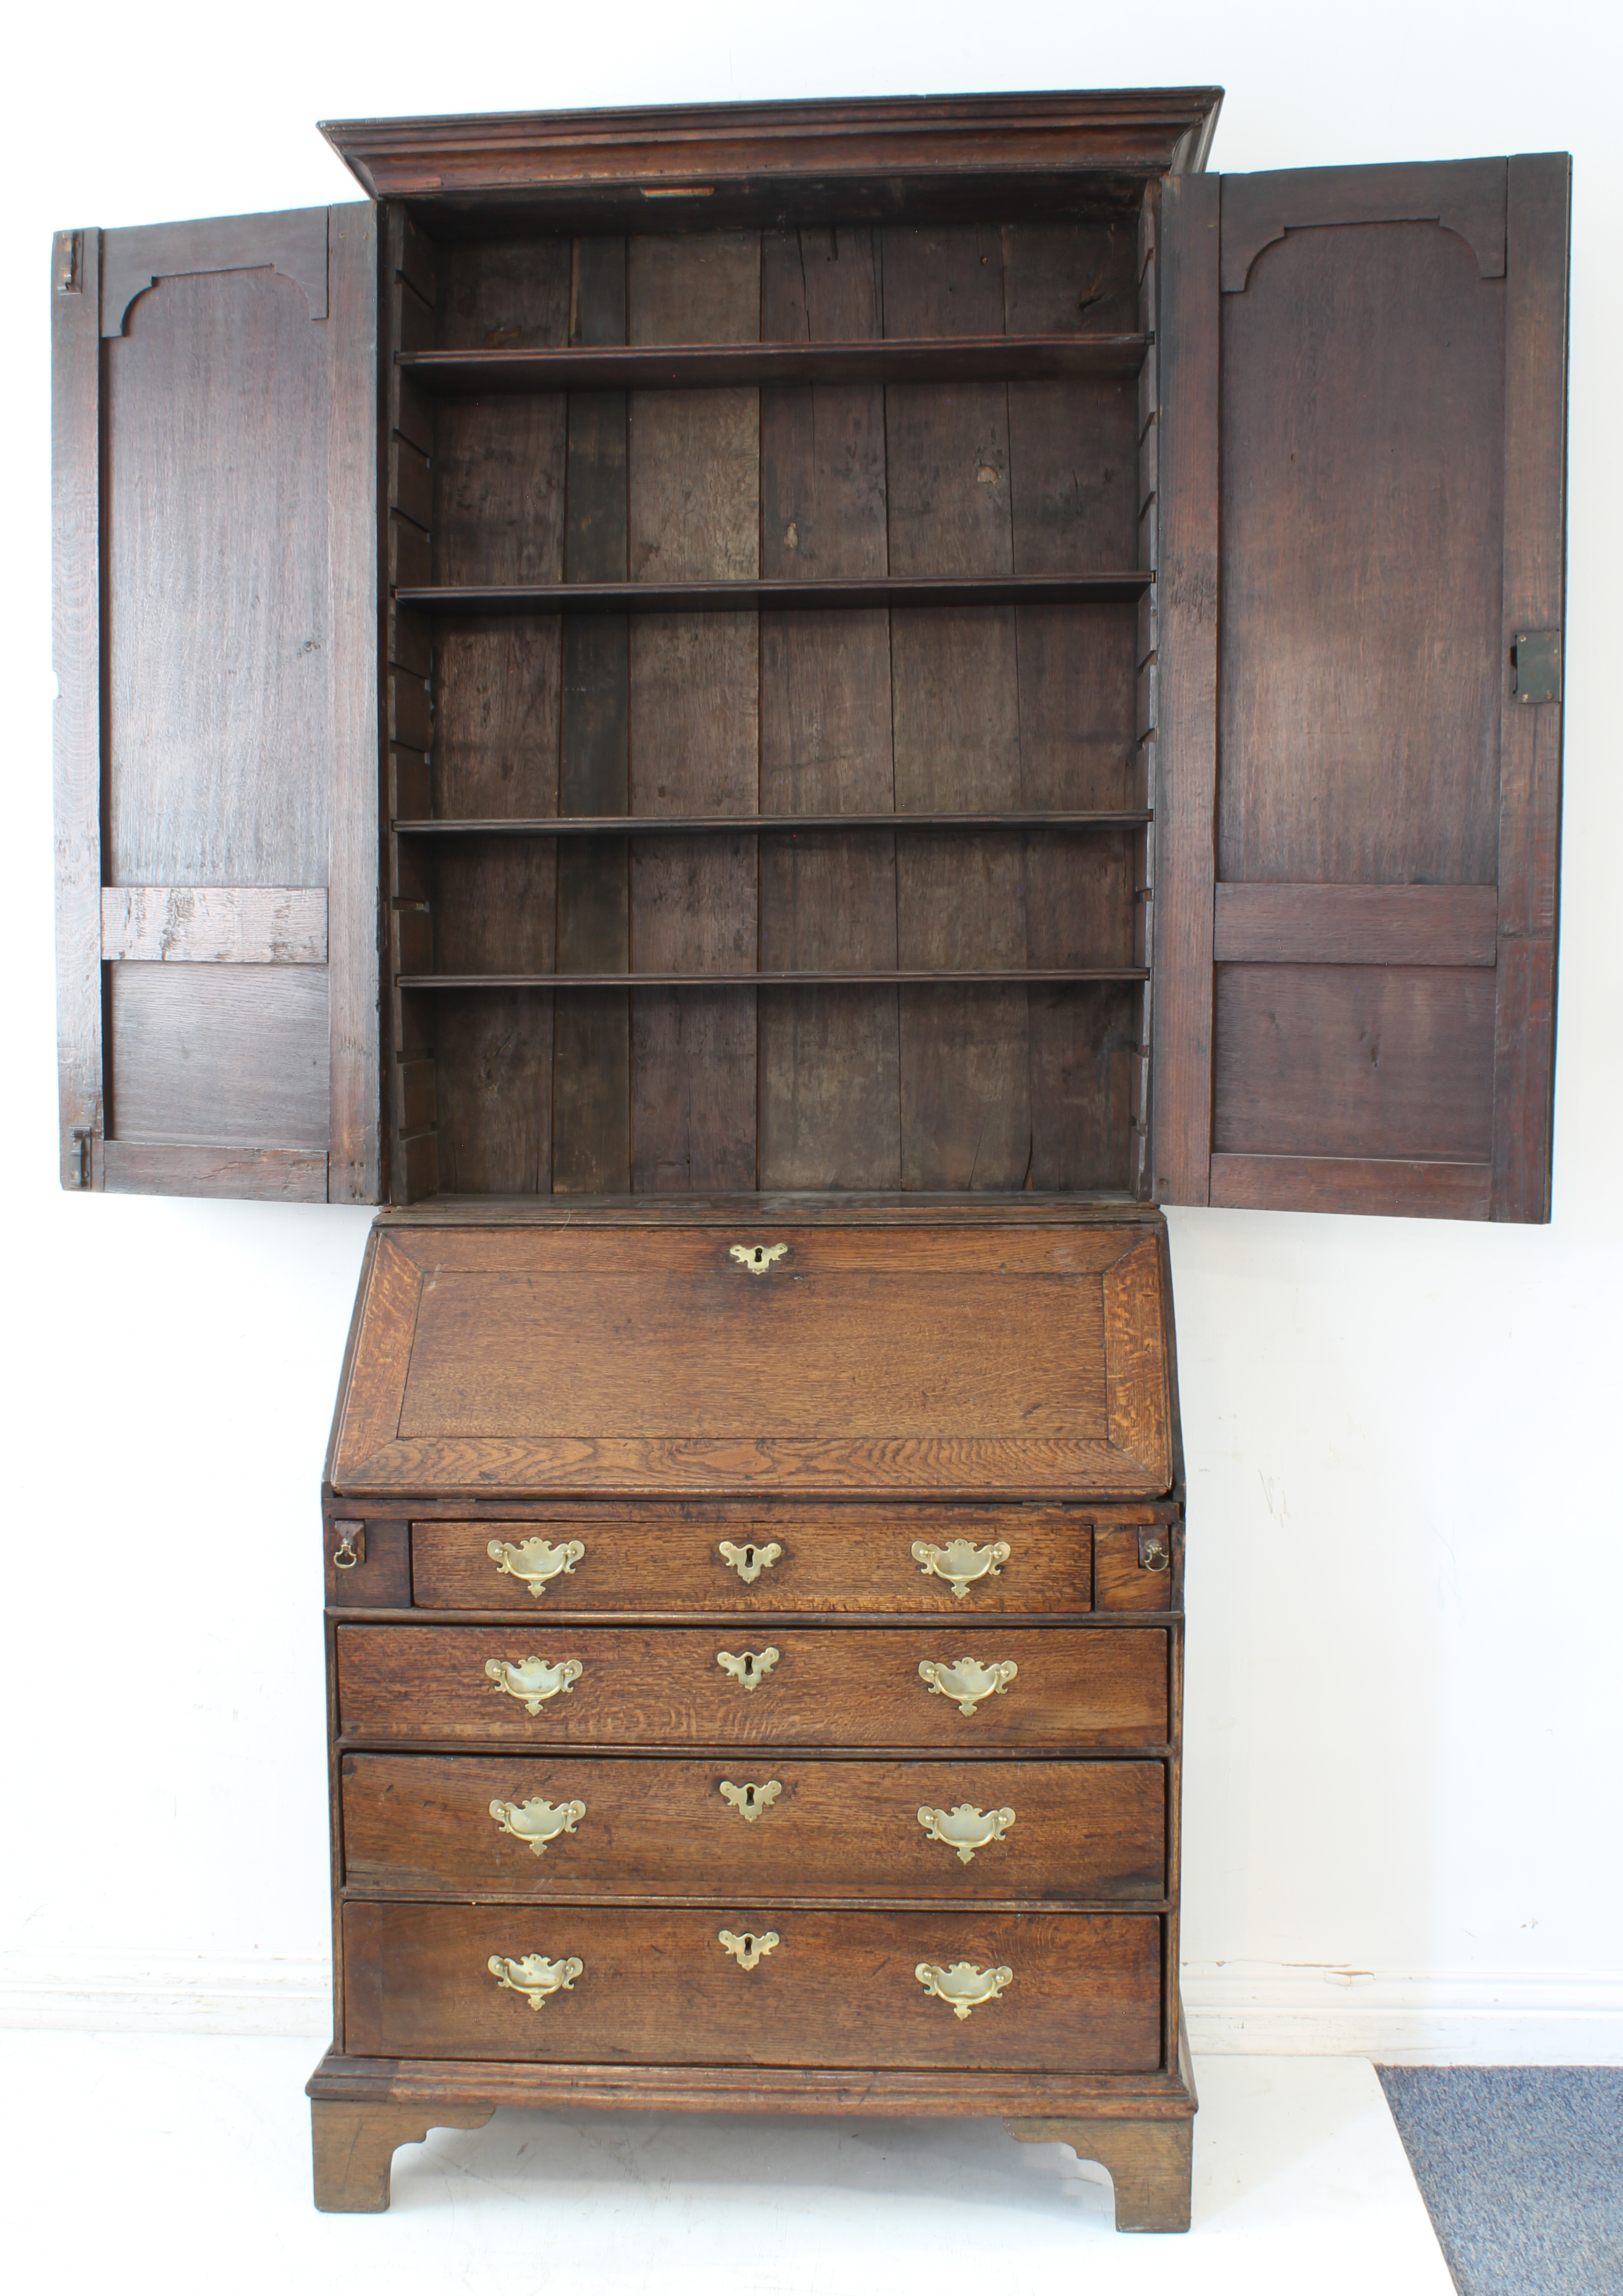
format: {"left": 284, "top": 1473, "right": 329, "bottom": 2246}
{"left": 396, "top": 573, "right": 1152, "bottom": 617}
{"left": 398, "top": 333, "right": 1151, "bottom": 395}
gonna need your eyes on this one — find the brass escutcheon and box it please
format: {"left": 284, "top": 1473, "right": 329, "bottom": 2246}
{"left": 911, "top": 1536, "right": 1011, "bottom": 1598}
{"left": 487, "top": 1535, "right": 586, "bottom": 1597}
{"left": 719, "top": 1778, "right": 781, "bottom": 1823}
{"left": 716, "top": 1646, "right": 780, "bottom": 1690}
{"left": 487, "top": 1951, "right": 582, "bottom": 2009}
{"left": 489, "top": 1795, "right": 586, "bottom": 1857}
{"left": 718, "top": 1538, "right": 782, "bottom": 1585}
{"left": 730, "top": 1242, "right": 788, "bottom": 1275}
{"left": 915, "top": 1959, "right": 1013, "bottom": 2019}
{"left": 918, "top": 1656, "right": 1019, "bottom": 1717}
{"left": 916, "top": 1802, "right": 1017, "bottom": 1863}
{"left": 718, "top": 1928, "right": 779, "bottom": 1970}
{"left": 485, "top": 1655, "right": 584, "bottom": 1714}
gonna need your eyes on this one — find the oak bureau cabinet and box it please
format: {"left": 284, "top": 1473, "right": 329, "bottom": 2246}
{"left": 50, "top": 90, "right": 1570, "bottom": 2233}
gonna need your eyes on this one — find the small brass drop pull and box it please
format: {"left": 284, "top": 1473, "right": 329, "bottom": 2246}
{"left": 918, "top": 1656, "right": 1019, "bottom": 1717}
{"left": 1138, "top": 1531, "right": 1169, "bottom": 1574}
{"left": 719, "top": 1538, "right": 782, "bottom": 1585}
{"left": 716, "top": 1646, "right": 780, "bottom": 1690}
{"left": 719, "top": 1778, "right": 781, "bottom": 1823}
{"left": 332, "top": 1520, "right": 365, "bottom": 1571}
{"left": 719, "top": 1928, "right": 779, "bottom": 1970}
{"left": 912, "top": 1537, "right": 1011, "bottom": 1598}
{"left": 730, "top": 1242, "right": 788, "bottom": 1275}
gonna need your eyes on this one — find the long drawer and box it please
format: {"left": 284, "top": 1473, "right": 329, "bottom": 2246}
{"left": 335, "top": 1625, "right": 1169, "bottom": 1750}
{"left": 411, "top": 1511, "right": 1093, "bottom": 1615}
{"left": 341, "top": 1902, "right": 1163, "bottom": 2073}
{"left": 340, "top": 1753, "right": 1167, "bottom": 1901}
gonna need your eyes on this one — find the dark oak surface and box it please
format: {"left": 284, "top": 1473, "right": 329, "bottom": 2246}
{"left": 336, "top": 1624, "right": 1170, "bottom": 1750}
{"left": 341, "top": 1902, "right": 1163, "bottom": 2073}
{"left": 340, "top": 1752, "right": 1166, "bottom": 1901}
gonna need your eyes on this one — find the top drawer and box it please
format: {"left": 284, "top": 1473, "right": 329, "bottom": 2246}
{"left": 412, "top": 1512, "right": 1093, "bottom": 1615}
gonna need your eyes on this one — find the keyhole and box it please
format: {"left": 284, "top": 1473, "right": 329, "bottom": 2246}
{"left": 745, "top": 1785, "right": 757, "bottom": 1810}
{"left": 742, "top": 1545, "right": 757, "bottom": 1571}
{"left": 747, "top": 1247, "right": 766, "bottom": 1270}
{"left": 744, "top": 1655, "right": 757, "bottom": 1682}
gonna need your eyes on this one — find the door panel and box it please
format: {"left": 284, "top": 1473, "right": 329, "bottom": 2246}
{"left": 1153, "top": 155, "right": 1568, "bottom": 1221}
{"left": 51, "top": 205, "right": 381, "bottom": 1202}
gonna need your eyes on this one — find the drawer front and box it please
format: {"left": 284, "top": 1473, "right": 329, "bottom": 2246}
{"left": 335, "top": 1625, "right": 1168, "bottom": 1750}
{"left": 340, "top": 1753, "right": 1166, "bottom": 1901}
{"left": 411, "top": 1513, "right": 1092, "bottom": 1615}
{"left": 342, "top": 1901, "right": 1162, "bottom": 2073}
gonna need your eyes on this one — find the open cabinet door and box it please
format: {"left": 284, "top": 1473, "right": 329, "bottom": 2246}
{"left": 1152, "top": 156, "right": 1568, "bottom": 1220}
{"left": 52, "top": 205, "right": 381, "bottom": 1202}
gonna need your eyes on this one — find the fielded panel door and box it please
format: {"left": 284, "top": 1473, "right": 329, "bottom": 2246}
{"left": 1152, "top": 156, "right": 1568, "bottom": 1221}
{"left": 52, "top": 204, "right": 381, "bottom": 1203}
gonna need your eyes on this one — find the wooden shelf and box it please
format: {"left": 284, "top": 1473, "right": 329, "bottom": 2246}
{"left": 397, "top": 333, "right": 1151, "bottom": 394}
{"left": 396, "top": 573, "right": 1152, "bottom": 616}
{"left": 394, "top": 810, "right": 1152, "bottom": 837}
{"left": 399, "top": 969, "right": 1149, "bottom": 988}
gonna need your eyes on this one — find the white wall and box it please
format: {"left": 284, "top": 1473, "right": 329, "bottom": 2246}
{"left": 4, "top": 0, "right": 1619, "bottom": 2060}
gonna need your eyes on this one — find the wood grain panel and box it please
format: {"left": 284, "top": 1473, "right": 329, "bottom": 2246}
{"left": 108, "top": 965, "right": 329, "bottom": 1147}
{"left": 1220, "top": 158, "right": 1507, "bottom": 293}
{"left": 341, "top": 1752, "right": 1163, "bottom": 1900}
{"left": 1212, "top": 965, "right": 1495, "bottom": 1161}
{"left": 411, "top": 1510, "right": 1093, "bottom": 1614}
{"left": 343, "top": 1902, "right": 1163, "bottom": 2073}
{"left": 333, "top": 1238, "right": 423, "bottom": 1470}
{"left": 758, "top": 225, "right": 898, "bottom": 1187}
{"left": 336, "top": 1624, "right": 1169, "bottom": 1749}
{"left": 1217, "top": 219, "right": 1505, "bottom": 886}
{"left": 627, "top": 233, "right": 759, "bottom": 1189}
{"left": 102, "top": 1142, "right": 327, "bottom": 1200}
{"left": 105, "top": 263, "right": 332, "bottom": 887}
{"left": 1208, "top": 1152, "right": 1490, "bottom": 1219}
{"left": 101, "top": 206, "right": 329, "bottom": 334}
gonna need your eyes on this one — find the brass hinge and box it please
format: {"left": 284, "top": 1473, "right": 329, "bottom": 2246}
{"left": 68, "top": 1128, "right": 93, "bottom": 1188}
{"left": 54, "top": 231, "right": 83, "bottom": 295}
{"left": 1513, "top": 630, "right": 1561, "bottom": 705}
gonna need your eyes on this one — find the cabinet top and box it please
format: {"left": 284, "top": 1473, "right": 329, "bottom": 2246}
{"left": 320, "top": 88, "right": 1223, "bottom": 224}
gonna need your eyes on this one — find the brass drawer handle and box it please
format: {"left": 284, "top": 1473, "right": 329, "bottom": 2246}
{"left": 730, "top": 1242, "right": 788, "bottom": 1275}
{"left": 915, "top": 1959, "right": 1013, "bottom": 2019}
{"left": 717, "top": 1645, "right": 780, "bottom": 1690}
{"left": 719, "top": 1538, "right": 782, "bottom": 1584}
{"left": 485, "top": 1655, "right": 583, "bottom": 1713}
{"left": 488, "top": 1951, "right": 582, "bottom": 2009}
{"left": 719, "top": 1778, "right": 781, "bottom": 1823}
{"left": 917, "top": 1802, "right": 1017, "bottom": 1863}
{"left": 911, "top": 1537, "right": 1011, "bottom": 1597}
{"left": 332, "top": 1520, "right": 365, "bottom": 1571}
{"left": 488, "top": 1536, "right": 586, "bottom": 1597}
{"left": 918, "top": 1656, "right": 1018, "bottom": 1716}
{"left": 489, "top": 1795, "right": 586, "bottom": 1856}
{"left": 1139, "top": 1531, "right": 1170, "bottom": 1573}
{"left": 719, "top": 1928, "right": 779, "bottom": 1970}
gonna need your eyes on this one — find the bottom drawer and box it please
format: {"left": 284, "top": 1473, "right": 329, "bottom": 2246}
{"left": 342, "top": 1902, "right": 1162, "bottom": 2073}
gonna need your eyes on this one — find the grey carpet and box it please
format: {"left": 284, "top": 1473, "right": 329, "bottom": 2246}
{"left": 1378, "top": 2067, "right": 1623, "bottom": 2295}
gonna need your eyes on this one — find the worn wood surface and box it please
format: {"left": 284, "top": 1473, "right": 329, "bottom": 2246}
{"left": 51, "top": 225, "right": 104, "bottom": 1190}
{"left": 102, "top": 885, "right": 327, "bottom": 964}
{"left": 1209, "top": 1151, "right": 1492, "bottom": 1219}
{"left": 340, "top": 1901, "right": 1163, "bottom": 2072}
{"left": 1219, "top": 157, "right": 1507, "bottom": 293}
{"left": 328, "top": 1221, "right": 1173, "bottom": 1496}
{"left": 1491, "top": 154, "right": 1569, "bottom": 1223}
{"left": 403, "top": 334, "right": 1152, "bottom": 391}
{"left": 335, "top": 1624, "right": 1169, "bottom": 1749}
{"left": 554, "top": 237, "right": 632, "bottom": 1194}
{"left": 102, "top": 1141, "right": 328, "bottom": 1200}
{"left": 1148, "top": 174, "right": 1219, "bottom": 1207}
{"left": 108, "top": 965, "right": 329, "bottom": 1147}
{"left": 411, "top": 1508, "right": 1094, "bottom": 1614}
{"left": 628, "top": 232, "right": 760, "bottom": 1190}
{"left": 1212, "top": 884, "right": 1498, "bottom": 968}
{"left": 312, "top": 2097, "right": 493, "bottom": 2213}
{"left": 102, "top": 206, "right": 329, "bottom": 334}
{"left": 1005, "top": 2111, "right": 1193, "bottom": 2232}
{"left": 340, "top": 1751, "right": 1165, "bottom": 1900}
{"left": 1093, "top": 1525, "right": 1173, "bottom": 1613}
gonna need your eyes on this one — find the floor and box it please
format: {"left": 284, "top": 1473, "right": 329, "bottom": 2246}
{"left": 1, "top": 2031, "right": 1456, "bottom": 2294}
{"left": 1380, "top": 2067, "right": 1623, "bottom": 2296}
